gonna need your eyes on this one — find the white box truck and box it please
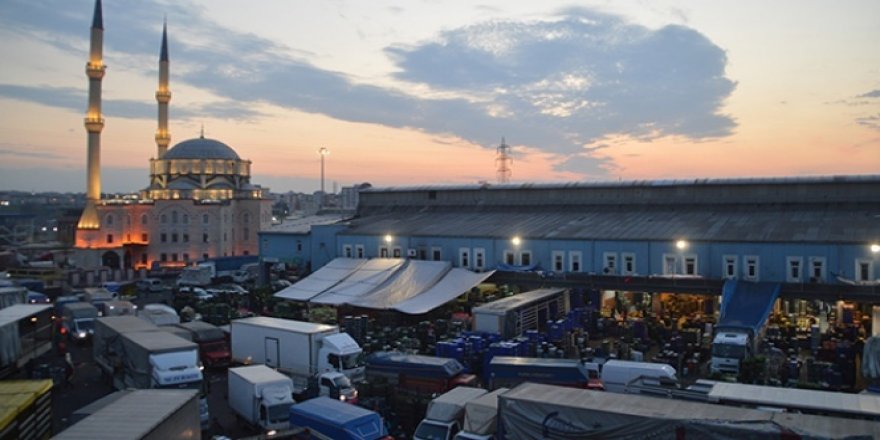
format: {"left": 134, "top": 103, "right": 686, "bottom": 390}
{"left": 61, "top": 302, "right": 98, "bottom": 342}
{"left": 93, "top": 316, "right": 210, "bottom": 429}
{"left": 228, "top": 365, "right": 295, "bottom": 431}
{"left": 414, "top": 386, "right": 488, "bottom": 440}
{"left": 600, "top": 359, "right": 678, "bottom": 394}
{"left": 231, "top": 316, "right": 364, "bottom": 401}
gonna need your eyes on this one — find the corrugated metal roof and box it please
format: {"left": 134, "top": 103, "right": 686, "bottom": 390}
{"left": 341, "top": 205, "right": 879, "bottom": 243}
{"left": 263, "top": 214, "right": 349, "bottom": 234}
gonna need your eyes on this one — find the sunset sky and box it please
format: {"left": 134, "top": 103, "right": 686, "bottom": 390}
{"left": 0, "top": 0, "right": 878, "bottom": 194}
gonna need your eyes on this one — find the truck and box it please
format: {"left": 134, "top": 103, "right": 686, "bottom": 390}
{"left": 0, "top": 304, "right": 54, "bottom": 379}
{"left": 176, "top": 265, "right": 213, "bottom": 288}
{"left": 232, "top": 262, "right": 260, "bottom": 284}
{"left": 413, "top": 386, "right": 488, "bottom": 440}
{"left": 82, "top": 287, "right": 116, "bottom": 311}
{"left": 487, "top": 356, "right": 602, "bottom": 391}
{"left": 0, "top": 380, "right": 53, "bottom": 440}
{"left": 496, "top": 382, "right": 880, "bottom": 439}
{"left": 198, "top": 255, "right": 259, "bottom": 282}
{"left": 365, "top": 351, "right": 479, "bottom": 394}
{"left": 92, "top": 316, "right": 209, "bottom": 429}
{"left": 231, "top": 316, "right": 364, "bottom": 401}
{"left": 710, "top": 280, "right": 779, "bottom": 375}
{"left": 54, "top": 389, "right": 201, "bottom": 440}
{"left": 289, "top": 396, "right": 391, "bottom": 440}
{"left": 102, "top": 300, "right": 137, "bottom": 317}
{"left": 453, "top": 388, "right": 508, "bottom": 440}
{"left": 600, "top": 359, "right": 678, "bottom": 394}
{"left": 61, "top": 302, "right": 99, "bottom": 343}
{"left": 228, "top": 365, "right": 295, "bottom": 431}
{"left": 175, "top": 320, "right": 231, "bottom": 368}
{"left": 138, "top": 303, "right": 180, "bottom": 326}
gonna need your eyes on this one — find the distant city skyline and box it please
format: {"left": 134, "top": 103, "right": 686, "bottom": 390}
{"left": 0, "top": 0, "right": 878, "bottom": 194}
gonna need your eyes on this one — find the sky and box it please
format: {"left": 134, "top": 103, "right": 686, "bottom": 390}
{"left": 0, "top": 0, "right": 878, "bottom": 194}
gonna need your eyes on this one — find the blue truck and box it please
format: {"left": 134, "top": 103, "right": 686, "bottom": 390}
{"left": 487, "top": 356, "right": 602, "bottom": 391}
{"left": 289, "top": 397, "right": 391, "bottom": 440}
{"left": 366, "top": 351, "right": 478, "bottom": 394}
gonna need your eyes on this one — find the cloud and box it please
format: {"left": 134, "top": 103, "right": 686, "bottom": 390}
{"left": 0, "top": 147, "right": 67, "bottom": 160}
{"left": 856, "top": 114, "right": 880, "bottom": 130}
{"left": 859, "top": 89, "right": 880, "bottom": 99}
{"left": 1, "top": 0, "right": 736, "bottom": 179}
{"left": 0, "top": 83, "right": 262, "bottom": 121}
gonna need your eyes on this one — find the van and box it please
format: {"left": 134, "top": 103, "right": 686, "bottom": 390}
{"left": 600, "top": 359, "right": 678, "bottom": 394}
{"left": 136, "top": 278, "right": 164, "bottom": 292}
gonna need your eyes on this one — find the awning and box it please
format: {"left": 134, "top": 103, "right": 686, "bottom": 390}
{"left": 275, "top": 258, "right": 495, "bottom": 314}
{"left": 274, "top": 258, "right": 366, "bottom": 301}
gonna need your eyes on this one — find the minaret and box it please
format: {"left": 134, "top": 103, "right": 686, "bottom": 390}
{"left": 155, "top": 20, "right": 171, "bottom": 158}
{"left": 77, "top": 0, "right": 105, "bottom": 230}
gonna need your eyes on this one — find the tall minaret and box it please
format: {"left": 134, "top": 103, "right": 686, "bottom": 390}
{"left": 77, "top": 0, "right": 105, "bottom": 230}
{"left": 155, "top": 20, "right": 171, "bottom": 158}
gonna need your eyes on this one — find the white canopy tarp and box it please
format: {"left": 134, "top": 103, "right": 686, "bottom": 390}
{"left": 393, "top": 268, "right": 495, "bottom": 315}
{"left": 349, "top": 260, "right": 451, "bottom": 310}
{"left": 310, "top": 258, "right": 405, "bottom": 305}
{"left": 274, "top": 258, "right": 366, "bottom": 301}
{"left": 275, "top": 258, "right": 494, "bottom": 314}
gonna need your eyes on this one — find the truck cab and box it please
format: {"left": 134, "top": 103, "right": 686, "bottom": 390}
{"left": 319, "top": 333, "right": 366, "bottom": 383}
{"left": 61, "top": 302, "right": 98, "bottom": 342}
{"left": 318, "top": 371, "right": 358, "bottom": 403}
{"left": 711, "top": 331, "right": 751, "bottom": 375}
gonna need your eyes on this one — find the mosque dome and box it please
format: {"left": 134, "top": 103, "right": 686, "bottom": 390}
{"left": 163, "top": 136, "right": 240, "bottom": 160}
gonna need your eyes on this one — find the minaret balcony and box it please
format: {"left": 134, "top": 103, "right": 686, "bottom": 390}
{"left": 156, "top": 90, "right": 171, "bottom": 102}
{"left": 86, "top": 62, "right": 106, "bottom": 79}
{"left": 155, "top": 132, "right": 171, "bottom": 144}
{"left": 84, "top": 117, "right": 105, "bottom": 132}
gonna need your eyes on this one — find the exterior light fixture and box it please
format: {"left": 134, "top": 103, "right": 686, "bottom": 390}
{"left": 384, "top": 234, "right": 393, "bottom": 243}
{"left": 676, "top": 240, "right": 688, "bottom": 250}
{"left": 871, "top": 243, "right": 880, "bottom": 254}
{"left": 511, "top": 236, "right": 522, "bottom": 246}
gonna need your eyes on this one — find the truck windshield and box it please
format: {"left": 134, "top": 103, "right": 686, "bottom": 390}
{"left": 712, "top": 343, "right": 746, "bottom": 359}
{"left": 268, "top": 404, "right": 289, "bottom": 424}
{"left": 341, "top": 352, "right": 364, "bottom": 369}
{"left": 74, "top": 319, "right": 94, "bottom": 332}
{"left": 414, "top": 421, "right": 450, "bottom": 440}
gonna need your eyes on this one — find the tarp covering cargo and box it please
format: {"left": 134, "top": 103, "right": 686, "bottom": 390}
{"left": 118, "top": 331, "right": 198, "bottom": 389}
{"left": 176, "top": 321, "right": 225, "bottom": 342}
{"left": 366, "top": 351, "right": 465, "bottom": 379}
{"left": 289, "top": 396, "right": 388, "bottom": 440}
{"left": 425, "top": 387, "right": 487, "bottom": 423}
{"left": 0, "top": 305, "right": 51, "bottom": 369}
{"left": 462, "top": 388, "right": 507, "bottom": 435}
{"left": 275, "top": 258, "right": 494, "bottom": 314}
{"left": 499, "top": 382, "right": 880, "bottom": 440}
{"left": 718, "top": 280, "right": 780, "bottom": 333}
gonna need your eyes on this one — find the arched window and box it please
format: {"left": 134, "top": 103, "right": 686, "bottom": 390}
{"left": 161, "top": 214, "right": 167, "bottom": 224}
{"left": 171, "top": 211, "right": 178, "bottom": 224}
{"left": 182, "top": 214, "right": 189, "bottom": 225}
{"left": 141, "top": 214, "right": 148, "bottom": 225}
{"left": 126, "top": 215, "right": 131, "bottom": 226}
{"left": 243, "top": 213, "right": 250, "bottom": 224}
{"left": 105, "top": 214, "right": 113, "bottom": 225}
{"left": 202, "top": 214, "right": 209, "bottom": 225}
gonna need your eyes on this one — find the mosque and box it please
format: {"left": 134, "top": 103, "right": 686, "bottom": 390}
{"left": 73, "top": 0, "right": 271, "bottom": 271}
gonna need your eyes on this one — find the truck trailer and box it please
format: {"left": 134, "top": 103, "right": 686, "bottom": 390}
{"left": 413, "top": 387, "right": 488, "bottom": 440}
{"left": 711, "top": 280, "right": 779, "bottom": 375}
{"left": 92, "top": 316, "right": 209, "bottom": 429}
{"left": 454, "top": 387, "right": 508, "bottom": 440}
{"left": 0, "top": 304, "right": 53, "bottom": 380}
{"left": 54, "top": 389, "right": 200, "bottom": 440}
{"left": 231, "top": 316, "right": 363, "bottom": 400}
{"left": 366, "top": 351, "right": 478, "bottom": 394}
{"left": 228, "top": 365, "right": 295, "bottom": 431}
{"left": 0, "top": 379, "right": 53, "bottom": 440}
{"left": 487, "top": 356, "right": 601, "bottom": 391}
{"left": 174, "top": 321, "right": 231, "bottom": 368}
{"left": 289, "top": 396, "right": 391, "bottom": 440}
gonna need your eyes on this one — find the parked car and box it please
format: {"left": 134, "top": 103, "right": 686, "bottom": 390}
{"left": 136, "top": 278, "right": 164, "bottom": 292}
{"left": 193, "top": 290, "right": 215, "bottom": 301}
{"left": 211, "top": 284, "right": 248, "bottom": 296}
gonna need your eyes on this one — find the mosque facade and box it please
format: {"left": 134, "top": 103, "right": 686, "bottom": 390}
{"left": 74, "top": 0, "right": 271, "bottom": 271}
